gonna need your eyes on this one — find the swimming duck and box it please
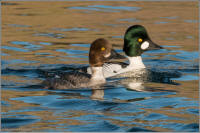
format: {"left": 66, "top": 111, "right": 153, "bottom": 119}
{"left": 82, "top": 25, "right": 163, "bottom": 78}
{"left": 42, "top": 38, "right": 123, "bottom": 89}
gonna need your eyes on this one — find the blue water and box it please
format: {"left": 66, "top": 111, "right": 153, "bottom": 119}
{"left": 2, "top": 2, "right": 199, "bottom": 132}
{"left": 118, "top": 18, "right": 141, "bottom": 22}
{"left": 2, "top": 39, "right": 199, "bottom": 131}
{"left": 68, "top": 5, "right": 141, "bottom": 12}
{"left": 52, "top": 27, "right": 90, "bottom": 32}
{"left": 33, "top": 33, "right": 65, "bottom": 39}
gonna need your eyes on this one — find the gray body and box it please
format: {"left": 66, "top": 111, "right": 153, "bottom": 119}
{"left": 42, "top": 71, "right": 91, "bottom": 89}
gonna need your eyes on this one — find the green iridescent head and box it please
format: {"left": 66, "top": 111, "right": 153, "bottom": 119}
{"left": 123, "top": 25, "right": 162, "bottom": 57}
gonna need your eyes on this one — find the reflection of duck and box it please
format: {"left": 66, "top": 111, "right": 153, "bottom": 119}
{"left": 42, "top": 38, "right": 123, "bottom": 89}
{"left": 123, "top": 79, "right": 145, "bottom": 92}
{"left": 83, "top": 25, "right": 163, "bottom": 78}
{"left": 115, "top": 68, "right": 182, "bottom": 92}
{"left": 90, "top": 87, "right": 105, "bottom": 100}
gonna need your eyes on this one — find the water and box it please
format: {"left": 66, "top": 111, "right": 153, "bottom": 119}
{"left": 2, "top": 1, "right": 199, "bottom": 132}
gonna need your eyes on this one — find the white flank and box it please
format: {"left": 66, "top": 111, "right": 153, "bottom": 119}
{"left": 112, "top": 56, "right": 145, "bottom": 75}
{"left": 141, "top": 41, "right": 149, "bottom": 50}
{"left": 88, "top": 56, "right": 145, "bottom": 77}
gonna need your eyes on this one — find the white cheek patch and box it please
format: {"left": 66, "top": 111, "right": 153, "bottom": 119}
{"left": 104, "top": 52, "right": 111, "bottom": 58}
{"left": 141, "top": 41, "right": 149, "bottom": 50}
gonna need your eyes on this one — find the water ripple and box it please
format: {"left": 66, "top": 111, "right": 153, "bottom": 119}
{"left": 68, "top": 5, "right": 141, "bottom": 12}
{"left": 53, "top": 27, "right": 90, "bottom": 32}
{"left": 2, "top": 46, "right": 29, "bottom": 52}
{"left": 10, "top": 41, "right": 42, "bottom": 50}
{"left": 33, "top": 33, "right": 65, "bottom": 39}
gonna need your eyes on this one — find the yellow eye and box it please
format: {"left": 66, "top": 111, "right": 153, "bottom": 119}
{"left": 138, "top": 38, "right": 143, "bottom": 43}
{"left": 101, "top": 47, "right": 105, "bottom": 51}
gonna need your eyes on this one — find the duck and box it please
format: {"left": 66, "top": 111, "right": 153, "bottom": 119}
{"left": 42, "top": 38, "right": 124, "bottom": 89}
{"left": 81, "top": 25, "right": 163, "bottom": 78}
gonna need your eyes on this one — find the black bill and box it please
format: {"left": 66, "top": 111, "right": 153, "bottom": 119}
{"left": 147, "top": 40, "right": 163, "bottom": 50}
{"left": 108, "top": 49, "right": 126, "bottom": 59}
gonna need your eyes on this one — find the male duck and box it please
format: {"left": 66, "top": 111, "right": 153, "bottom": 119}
{"left": 84, "top": 25, "right": 163, "bottom": 78}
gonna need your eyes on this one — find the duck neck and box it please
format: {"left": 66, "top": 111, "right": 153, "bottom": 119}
{"left": 128, "top": 56, "right": 145, "bottom": 69}
{"left": 90, "top": 67, "right": 105, "bottom": 83}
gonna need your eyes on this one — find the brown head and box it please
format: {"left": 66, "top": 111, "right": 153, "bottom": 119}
{"left": 89, "top": 38, "right": 112, "bottom": 67}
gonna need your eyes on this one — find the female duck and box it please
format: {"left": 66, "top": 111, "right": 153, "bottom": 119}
{"left": 42, "top": 38, "right": 120, "bottom": 89}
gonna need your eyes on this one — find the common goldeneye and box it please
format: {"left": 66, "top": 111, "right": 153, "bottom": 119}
{"left": 83, "top": 25, "right": 163, "bottom": 78}
{"left": 42, "top": 38, "right": 123, "bottom": 89}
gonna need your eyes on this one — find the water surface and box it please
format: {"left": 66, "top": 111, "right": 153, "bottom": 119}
{"left": 2, "top": 1, "right": 199, "bottom": 132}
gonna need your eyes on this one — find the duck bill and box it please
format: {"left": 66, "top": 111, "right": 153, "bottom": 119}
{"left": 147, "top": 40, "right": 163, "bottom": 50}
{"left": 108, "top": 49, "right": 126, "bottom": 59}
